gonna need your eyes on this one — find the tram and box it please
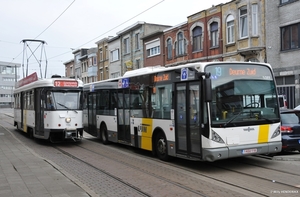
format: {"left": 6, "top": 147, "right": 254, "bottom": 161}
{"left": 13, "top": 72, "right": 84, "bottom": 142}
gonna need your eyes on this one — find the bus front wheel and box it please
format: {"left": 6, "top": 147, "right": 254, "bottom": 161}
{"left": 155, "top": 132, "right": 169, "bottom": 161}
{"left": 100, "top": 124, "right": 109, "bottom": 145}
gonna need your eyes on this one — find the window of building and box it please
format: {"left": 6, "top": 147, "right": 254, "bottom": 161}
{"left": 135, "top": 33, "right": 140, "bottom": 50}
{"left": 280, "top": 0, "right": 292, "bottom": 4}
{"left": 111, "top": 72, "right": 120, "bottom": 78}
{"left": 105, "top": 46, "right": 108, "bottom": 60}
{"left": 100, "top": 71, "right": 103, "bottom": 81}
{"left": 99, "top": 48, "right": 103, "bottom": 61}
{"left": 93, "top": 56, "right": 97, "bottom": 65}
{"left": 176, "top": 32, "right": 186, "bottom": 56}
{"left": 110, "top": 49, "right": 119, "bottom": 62}
{"left": 3, "top": 77, "right": 14, "bottom": 81}
{"left": 135, "top": 59, "right": 140, "bottom": 69}
{"left": 146, "top": 39, "right": 160, "bottom": 57}
{"left": 192, "top": 26, "right": 202, "bottom": 52}
{"left": 167, "top": 38, "right": 172, "bottom": 59}
{"left": 147, "top": 46, "right": 160, "bottom": 57}
{"left": 210, "top": 22, "right": 219, "bottom": 47}
{"left": 226, "top": 15, "right": 235, "bottom": 44}
{"left": 281, "top": 23, "right": 300, "bottom": 50}
{"left": 252, "top": 4, "right": 258, "bottom": 36}
{"left": 239, "top": 6, "right": 248, "bottom": 38}
{"left": 124, "top": 37, "right": 130, "bottom": 54}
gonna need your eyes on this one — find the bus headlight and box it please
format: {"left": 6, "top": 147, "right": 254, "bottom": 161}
{"left": 271, "top": 126, "right": 281, "bottom": 139}
{"left": 65, "top": 117, "right": 71, "bottom": 123}
{"left": 212, "top": 130, "right": 225, "bottom": 143}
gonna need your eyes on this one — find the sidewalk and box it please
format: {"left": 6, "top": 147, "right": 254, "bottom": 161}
{"left": 0, "top": 115, "right": 95, "bottom": 197}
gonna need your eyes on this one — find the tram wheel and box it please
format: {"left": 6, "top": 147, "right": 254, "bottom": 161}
{"left": 100, "top": 124, "right": 109, "bottom": 145}
{"left": 155, "top": 132, "right": 169, "bottom": 161}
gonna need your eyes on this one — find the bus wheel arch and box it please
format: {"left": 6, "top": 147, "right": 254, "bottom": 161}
{"left": 100, "top": 122, "right": 109, "bottom": 145}
{"left": 152, "top": 128, "right": 170, "bottom": 161}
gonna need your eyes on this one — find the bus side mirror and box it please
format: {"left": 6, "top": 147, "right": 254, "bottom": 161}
{"left": 204, "top": 78, "right": 212, "bottom": 102}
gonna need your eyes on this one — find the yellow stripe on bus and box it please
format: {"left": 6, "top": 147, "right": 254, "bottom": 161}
{"left": 258, "top": 124, "right": 269, "bottom": 143}
{"left": 141, "top": 118, "right": 153, "bottom": 151}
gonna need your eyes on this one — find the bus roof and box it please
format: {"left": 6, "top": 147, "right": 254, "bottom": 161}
{"left": 83, "top": 61, "right": 272, "bottom": 89}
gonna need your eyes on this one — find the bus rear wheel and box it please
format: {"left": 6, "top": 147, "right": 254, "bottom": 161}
{"left": 155, "top": 132, "right": 169, "bottom": 161}
{"left": 100, "top": 124, "right": 109, "bottom": 145}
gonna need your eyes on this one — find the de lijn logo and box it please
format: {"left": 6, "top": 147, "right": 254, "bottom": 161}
{"left": 181, "top": 68, "right": 188, "bottom": 81}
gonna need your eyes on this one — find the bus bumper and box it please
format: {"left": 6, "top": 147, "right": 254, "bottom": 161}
{"left": 202, "top": 142, "right": 282, "bottom": 162}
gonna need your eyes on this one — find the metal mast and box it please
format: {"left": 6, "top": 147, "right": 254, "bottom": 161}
{"left": 21, "top": 39, "right": 48, "bottom": 79}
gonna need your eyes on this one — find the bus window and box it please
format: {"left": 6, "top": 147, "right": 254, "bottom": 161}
{"left": 151, "top": 84, "right": 172, "bottom": 119}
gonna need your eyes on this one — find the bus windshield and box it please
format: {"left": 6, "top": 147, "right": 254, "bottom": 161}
{"left": 205, "top": 63, "right": 280, "bottom": 127}
{"left": 46, "top": 91, "right": 82, "bottom": 110}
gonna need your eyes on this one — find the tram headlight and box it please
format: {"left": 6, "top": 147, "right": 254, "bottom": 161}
{"left": 65, "top": 117, "right": 71, "bottom": 123}
{"left": 211, "top": 130, "right": 225, "bottom": 143}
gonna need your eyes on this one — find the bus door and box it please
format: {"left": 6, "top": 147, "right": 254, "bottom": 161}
{"left": 117, "top": 89, "right": 131, "bottom": 143}
{"left": 35, "top": 89, "right": 44, "bottom": 136}
{"left": 175, "top": 81, "right": 202, "bottom": 157}
{"left": 88, "top": 93, "right": 97, "bottom": 136}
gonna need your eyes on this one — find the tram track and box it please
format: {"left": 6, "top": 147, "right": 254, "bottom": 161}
{"left": 74, "top": 137, "right": 299, "bottom": 196}
{"left": 2, "top": 112, "right": 299, "bottom": 196}
{"left": 55, "top": 141, "right": 212, "bottom": 197}
{"left": 53, "top": 146, "right": 153, "bottom": 197}
{"left": 50, "top": 137, "right": 294, "bottom": 197}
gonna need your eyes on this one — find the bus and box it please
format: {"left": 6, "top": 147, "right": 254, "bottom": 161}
{"left": 14, "top": 72, "right": 84, "bottom": 142}
{"left": 83, "top": 62, "right": 282, "bottom": 162}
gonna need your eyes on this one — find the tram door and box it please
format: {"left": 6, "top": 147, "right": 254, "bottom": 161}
{"left": 117, "top": 89, "right": 131, "bottom": 143}
{"left": 175, "top": 81, "right": 202, "bottom": 157}
{"left": 35, "top": 89, "right": 44, "bottom": 135}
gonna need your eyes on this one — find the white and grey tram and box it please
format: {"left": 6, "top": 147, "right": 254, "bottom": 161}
{"left": 13, "top": 73, "right": 84, "bottom": 142}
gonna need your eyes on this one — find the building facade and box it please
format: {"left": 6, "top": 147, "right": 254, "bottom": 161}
{"left": 117, "top": 21, "right": 171, "bottom": 75}
{"left": 266, "top": 0, "right": 300, "bottom": 108}
{"left": 96, "top": 38, "right": 110, "bottom": 81}
{"left": 221, "top": 0, "right": 266, "bottom": 62}
{"left": 142, "top": 31, "right": 166, "bottom": 67}
{"left": 72, "top": 48, "right": 88, "bottom": 80}
{"left": 63, "top": 0, "right": 300, "bottom": 107}
{"left": 0, "top": 61, "right": 21, "bottom": 107}
{"left": 107, "top": 36, "right": 121, "bottom": 78}
{"left": 64, "top": 59, "right": 75, "bottom": 78}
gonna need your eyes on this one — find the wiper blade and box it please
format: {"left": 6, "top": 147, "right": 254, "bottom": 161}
{"left": 57, "top": 102, "right": 78, "bottom": 113}
{"left": 223, "top": 111, "right": 250, "bottom": 128}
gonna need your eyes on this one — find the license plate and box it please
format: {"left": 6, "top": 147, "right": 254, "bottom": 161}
{"left": 242, "top": 148, "right": 257, "bottom": 154}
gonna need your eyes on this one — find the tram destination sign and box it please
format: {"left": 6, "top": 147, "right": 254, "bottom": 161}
{"left": 54, "top": 80, "right": 78, "bottom": 87}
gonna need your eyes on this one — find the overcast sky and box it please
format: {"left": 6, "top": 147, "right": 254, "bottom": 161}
{"left": 0, "top": 0, "right": 226, "bottom": 78}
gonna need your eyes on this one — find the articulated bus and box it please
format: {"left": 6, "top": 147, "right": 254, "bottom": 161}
{"left": 83, "top": 62, "right": 282, "bottom": 161}
{"left": 14, "top": 72, "right": 84, "bottom": 142}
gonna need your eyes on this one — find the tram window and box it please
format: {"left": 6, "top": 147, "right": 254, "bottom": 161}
{"left": 46, "top": 92, "right": 54, "bottom": 110}
{"left": 29, "top": 91, "right": 34, "bottom": 110}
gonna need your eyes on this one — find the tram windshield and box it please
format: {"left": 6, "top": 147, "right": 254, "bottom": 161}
{"left": 46, "top": 91, "right": 82, "bottom": 110}
{"left": 205, "top": 63, "right": 280, "bottom": 127}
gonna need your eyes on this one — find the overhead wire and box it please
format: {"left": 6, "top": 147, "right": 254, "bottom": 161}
{"left": 49, "top": 0, "right": 165, "bottom": 60}
{"left": 7, "top": 0, "right": 165, "bottom": 74}
{"left": 7, "top": 0, "right": 76, "bottom": 65}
